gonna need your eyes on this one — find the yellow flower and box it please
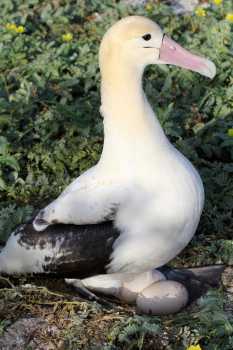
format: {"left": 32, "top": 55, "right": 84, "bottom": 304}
{"left": 15, "top": 25, "right": 25, "bottom": 33}
{"left": 5, "top": 23, "right": 17, "bottom": 31}
{"left": 186, "top": 345, "right": 202, "bottom": 350}
{"left": 62, "top": 33, "right": 73, "bottom": 42}
{"left": 145, "top": 3, "right": 154, "bottom": 12}
{"left": 227, "top": 128, "right": 233, "bottom": 137}
{"left": 195, "top": 7, "right": 206, "bottom": 17}
{"left": 225, "top": 13, "right": 233, "bottom": 22}
{"left": 5, "top": 23, "right": 25, "bottom": 33}
{"left": 213, "top": 0, "right": 223, "bottom": 5}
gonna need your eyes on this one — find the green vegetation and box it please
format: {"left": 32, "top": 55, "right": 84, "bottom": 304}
{"left": 0, "top": 0, "right": 233, "bottom": 349}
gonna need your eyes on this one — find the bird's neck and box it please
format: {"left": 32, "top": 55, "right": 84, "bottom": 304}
{"left": 99, "top": 60, "right": 170, "bottom": 166}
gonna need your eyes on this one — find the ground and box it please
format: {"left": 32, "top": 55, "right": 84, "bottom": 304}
{"left": 0, "top": 267, "right": 233, "bottom": 349}
{"left": 0, "top": 0, "right": 233, "bottom": 349}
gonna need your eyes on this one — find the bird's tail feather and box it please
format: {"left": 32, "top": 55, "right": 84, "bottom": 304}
{"left": 159, "top": 265, "right": 225, "bottom": 303}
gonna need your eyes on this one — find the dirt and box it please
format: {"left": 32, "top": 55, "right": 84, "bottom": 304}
{"left": 0, "top": 267, "right": 232, "bottom": 349}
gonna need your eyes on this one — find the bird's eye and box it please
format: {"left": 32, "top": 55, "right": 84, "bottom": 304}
{"left": 142, "top": 34, "right": 151, "bottom": 41}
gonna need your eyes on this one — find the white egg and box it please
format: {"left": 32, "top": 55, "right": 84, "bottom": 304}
{"left": 119, "top": 270, "right": 166, "bottom": 304}
{"left": 136, "top": 280, "right": 189, "bottom": 315}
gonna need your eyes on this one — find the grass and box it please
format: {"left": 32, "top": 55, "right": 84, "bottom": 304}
{"left": 0, "top": 0, "right": 233, "bottom": 349}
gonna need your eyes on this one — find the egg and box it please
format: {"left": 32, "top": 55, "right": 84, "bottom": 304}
{"left": 119, "top": 269, "right": 166, "bottom": 304}
{"left": 136, "top": 280, "right": 189, "bottom": 315}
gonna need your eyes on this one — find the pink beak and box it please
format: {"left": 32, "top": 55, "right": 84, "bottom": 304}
{"left": 159, "top": 35, "right": 216, "bottom": 79}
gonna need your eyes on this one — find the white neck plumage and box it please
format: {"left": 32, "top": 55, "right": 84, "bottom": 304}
{"left": 99, "top": 57, "right": 170, "bottom": 167}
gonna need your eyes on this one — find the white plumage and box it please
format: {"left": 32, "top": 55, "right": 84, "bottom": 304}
{"left": 33, "top": 16, "right": 215, "bottom": 276}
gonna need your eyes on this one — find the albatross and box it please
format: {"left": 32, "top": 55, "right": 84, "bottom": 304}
{"left": 0, "top": 16, "right": 221, "bottom": 315}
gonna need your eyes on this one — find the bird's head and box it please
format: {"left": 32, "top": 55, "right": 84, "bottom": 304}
{"left": 99, "top": 16, "right": 216, "bottom": 79}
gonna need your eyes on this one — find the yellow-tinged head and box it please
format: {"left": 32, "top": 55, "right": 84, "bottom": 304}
{"left": 99, "top": 16, "right": 216, "bottom": 80}
{"left": 99, "top": 16, "right": 164, "bottom": 70}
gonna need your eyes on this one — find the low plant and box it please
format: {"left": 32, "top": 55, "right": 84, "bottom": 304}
{"left": 0, "top": 0, "right": 233, "bottom": 349}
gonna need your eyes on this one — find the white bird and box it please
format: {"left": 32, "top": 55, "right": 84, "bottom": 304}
{"left": 0, "top": 16, "right": 217, "bottom": 314}
{"left": 33, "top": 15, "right": 215, "bottom": 269}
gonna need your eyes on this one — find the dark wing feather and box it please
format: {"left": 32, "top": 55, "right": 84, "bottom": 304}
{"left": 0, "top": 222, "right": 120, "bottom": 278}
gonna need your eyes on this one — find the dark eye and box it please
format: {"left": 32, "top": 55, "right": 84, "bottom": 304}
{"left": 142, "top": 34, "right": 151, "bottom": 41}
